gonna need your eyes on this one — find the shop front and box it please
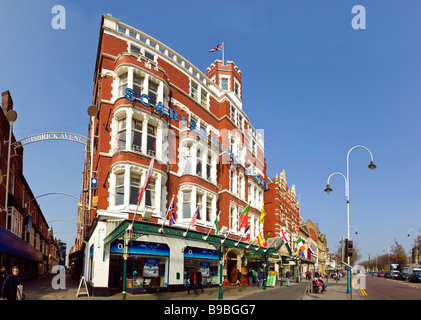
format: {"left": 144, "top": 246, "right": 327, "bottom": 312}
{"left": 183, "top": 246, "right": 219, "bottom": 287}
{"left": 109, "top": 239, "right": 169, "bottom": 292}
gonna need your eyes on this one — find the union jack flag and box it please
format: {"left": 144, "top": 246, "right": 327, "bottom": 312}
{"left": 168, "top": 198, "right": 177, "bottom": 226}
{"left": 209, "top": 43, "right": 223, "bottom": 52}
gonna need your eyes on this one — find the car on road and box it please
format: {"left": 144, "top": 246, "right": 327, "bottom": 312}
{"left": 384, "top": 272, "right": 391, "bottom": 278}
{"left": 391, "top": 271, "right": 400, "bottom": 279}
{"left": 397, "top": 272, "right": 410, "bottom": 281}
{"left": 409, "top": 271, "right": 421, "bottom": 283}
{"left": 372, "top": 272, "right": 378, "bottom": 276}
{"left": 377, "top": 272, "right": 385, "bottom": 277}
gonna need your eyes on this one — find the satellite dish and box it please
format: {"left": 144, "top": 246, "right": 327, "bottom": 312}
{"left": 5, "top": 110, "right": 17, "bottom": 123}
{"left": 87, "top": 105, "right": 98, "bottom": 117}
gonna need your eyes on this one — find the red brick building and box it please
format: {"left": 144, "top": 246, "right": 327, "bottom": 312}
{"left": 264, "top": 170, "right": 300, "bottom": 244}
{"left": 78, "top": 15, "right": 271, "bottom": 295}
{"left": 0, "top": 91, "right": 52, "bottom": 279}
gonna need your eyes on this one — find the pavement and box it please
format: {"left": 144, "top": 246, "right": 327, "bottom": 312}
{"left": 20, "top": 273, "right": 363, "bottom": 301}
{"left": 302, "top": 277, "right": 365, "bottom": 300}
{"left": 20, "top": 273, "right": 309, "bottom": 301}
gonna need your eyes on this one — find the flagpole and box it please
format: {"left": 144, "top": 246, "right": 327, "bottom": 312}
{"left": 183, "top": 205, "right": 198, "bottom": 237}
{"left": 221, "top": 211, "right": 240, "bottom": 244}
{"left": 159, "top": 195, "right": 175, "bottom": 234}
{"left": 222, "top": 42, "right": 224, "bottom": 65}
{"left": 204, "top": 211, "right": 220, "bottom": 241}
{"left": 264, "top": 237, "right": 278, "bottom": 253}
{"left": 235, "top": 227, "right": 248, "bottom": 247}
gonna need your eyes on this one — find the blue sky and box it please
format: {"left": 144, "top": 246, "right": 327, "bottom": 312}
{"left": 1, "top": 0, "right": 421, "bottom": 263}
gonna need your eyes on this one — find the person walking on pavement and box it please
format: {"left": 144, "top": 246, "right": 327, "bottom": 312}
{"left": 1, "top": 266, "right": 22, "bottom": 300}
{"left": 258, "top": 268, "right": 264, "bottom": 289}
{"left": 248, "top": 269, "right": 253, "bottom": 285}
{"left": 195, "top": 269, "right": 205, "bottom": 295}
{"left": 0, "top": 266, "right": 7, "bottom": 289}
{"left": 237, "top": 270, "right": 242, "bottom": 286}
{"left": 187, "top": 268, "right": 196, "bottom": 294}
{"left": 285, "top": 270, "right": 291, "bottom": 287}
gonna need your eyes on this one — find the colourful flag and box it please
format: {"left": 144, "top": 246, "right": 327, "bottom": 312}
{"left": 296, "top": 249, "right": 305, "bottom": 258}
{"left": 168, "top": 197, "right": 177, "bottom": 226}
{"left": 244, "top": 226, "right": 250, "bottom": 241}
{"left": 309, "top": 245, "right": 315, "bottom": 255}
{"left": 264, "top": 234, "right": 269, "bottom": 247}
{"left": 260, "top": 205, "right": 265, "bottom": 225}
{"left": 138, "top": 158, "right": 155, "bottom": 205}
{"left": 280, "top": 227, "right": 289, "bottom": 242}
{"left": 296, "top": 237, "right": 305, "bottom": 252}
{"left": 190, "top": 206, "right": 200, "bottom": 227}
{"left": 214, "top": 215, "right": 220, "bottom": 234}
{"left": 239, "top": 204, "right": 250, "bottom": 231}
{"left": 257, "top": 232, "right": 264, "bottom": 247}
{"left": 209, "top": 43, "right": 223, "bottom": 52}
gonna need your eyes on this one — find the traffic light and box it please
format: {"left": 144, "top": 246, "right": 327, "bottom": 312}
{"left": 345, "top": 239, "right": 354, "bottom": 257}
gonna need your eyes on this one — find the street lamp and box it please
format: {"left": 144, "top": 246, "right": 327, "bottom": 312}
{"left": 324, "top": 145, "right": 376, "bottom": 294}
{"left": 350, "top": 225, "right": 358, "bottom": 235}
{"left": 408, "top": 228, "right": 419, "bottom": 264}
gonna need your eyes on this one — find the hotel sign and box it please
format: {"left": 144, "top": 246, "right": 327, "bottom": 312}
{"left": 125, "top": 89, "right": 266, "bottom": 188}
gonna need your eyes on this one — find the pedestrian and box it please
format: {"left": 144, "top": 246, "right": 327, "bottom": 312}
{"left": 187, "top": 268, "right": 196, "bottom": 294}
{"left": 0, "top": 266, "right": 7, "bottom": 288}
{"left": 195, "top": 269, "right": 205, "bottom": 295}
{"left": 1, "top": 266, "right": 22, "bottom": 300}
{"left": 248, "top": 269, "right": 253, "bottom": 285}
{"left": 285, "top": 270, "right": 291, "bottom": 287}
{"left": 237, "top": 270, "right": 242, "bottom": 286}
{"left": 253, "top": 269, "right": 258, "bottom": 283}
{"left": 258, "top": 268, "right": 264, "bottom": 289}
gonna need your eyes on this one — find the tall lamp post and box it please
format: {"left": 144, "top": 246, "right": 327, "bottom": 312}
{"left": 324, "top": 145, "right": 376, "bottom": 294}
{"left": 3, "top": 110, "right": 18, "bottom": 214}
{"left": 408, "top": 228, "right": 419, "bottom": 264}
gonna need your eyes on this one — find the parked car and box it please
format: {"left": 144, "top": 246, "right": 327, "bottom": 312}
{"left": 372, "top": 272, "right": 378, "bottom": 276}
{"left": 391, "top": 271, "right": 400, "bottom": 279}
{"left": 384, "top": 272, "right": 391, "bottom": 278}
{"left": 409, "top": 271, "right": 421, "bottom": 283}
{"left": 377, "top": 272, "right": 385, "bottom": 277}
{"left": 398, "top": 272, "right": 410, "bottom": 281}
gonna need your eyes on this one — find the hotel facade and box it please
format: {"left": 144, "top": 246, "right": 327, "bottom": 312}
{"left": 77, "top": 15, "right": 281, "bottom": 296}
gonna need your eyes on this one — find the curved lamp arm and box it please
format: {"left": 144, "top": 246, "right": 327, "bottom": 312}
{"left": 324, "top": 172, "right": 347, "bottom": 196}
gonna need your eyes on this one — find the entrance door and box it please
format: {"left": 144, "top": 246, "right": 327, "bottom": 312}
{"left": 227, "top": 252, "right": 238, "bottom": 283}
{"left": 228, "top": 260, "right": 237, "bottom": 283}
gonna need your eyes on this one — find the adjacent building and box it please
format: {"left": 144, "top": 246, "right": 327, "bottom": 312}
{"left": 0, "top": 90, "right": 61, "bottom": 280}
